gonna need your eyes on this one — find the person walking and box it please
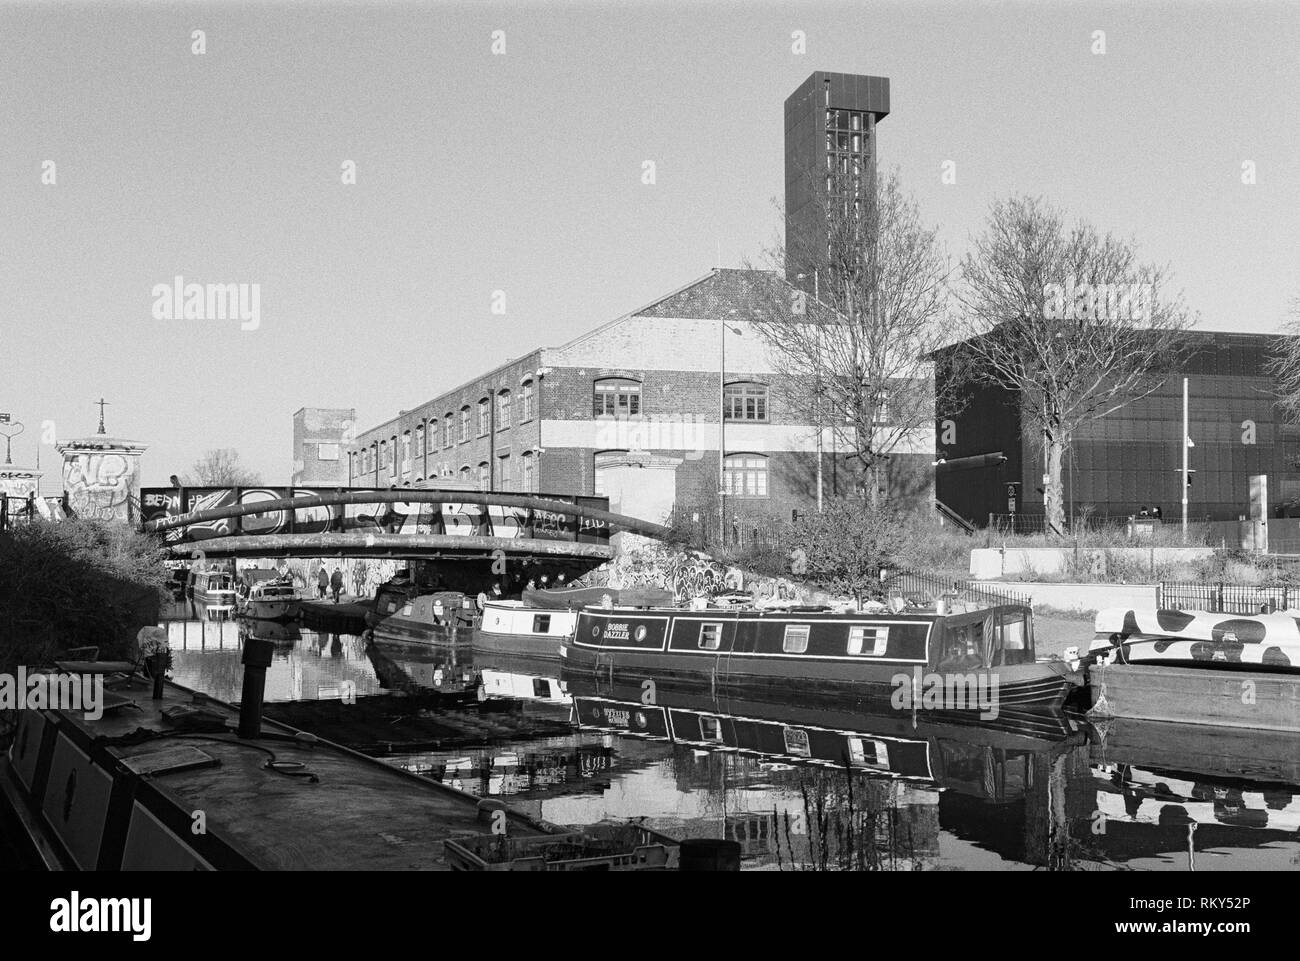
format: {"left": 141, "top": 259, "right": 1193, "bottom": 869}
{"left": 330, "top": 568, "right": 344, "bottom": 604}
{"left": 317, "top": 567, "right": 329, "bottom": 600}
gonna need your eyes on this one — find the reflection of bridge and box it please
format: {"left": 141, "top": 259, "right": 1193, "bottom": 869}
{"left": 140, "top": 488, "right": 670, "bottom": 562}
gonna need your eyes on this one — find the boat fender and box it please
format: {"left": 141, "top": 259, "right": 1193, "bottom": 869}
{"left": 293, "top": 732, "right": 320, "bottom": 749}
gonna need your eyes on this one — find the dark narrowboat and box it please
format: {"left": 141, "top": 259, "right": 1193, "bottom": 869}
{"left": 562, "top": 602, "right": 1079, "bottom": 712}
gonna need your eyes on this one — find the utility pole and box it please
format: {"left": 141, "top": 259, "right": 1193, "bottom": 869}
{"left": 1181, "top": 377, "right": 1189, "bottom": 542}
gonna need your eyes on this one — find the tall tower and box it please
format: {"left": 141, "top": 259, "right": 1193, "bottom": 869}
{"left": 784, "top": 71, "right": 890, "bottom": 290}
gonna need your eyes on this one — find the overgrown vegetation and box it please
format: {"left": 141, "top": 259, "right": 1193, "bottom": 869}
{"left": 0, "top": 519, "right": 169, "bottom": 676}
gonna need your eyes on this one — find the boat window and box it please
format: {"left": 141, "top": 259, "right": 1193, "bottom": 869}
{"left": 1003, "top": 614, "right": 1026, "bottom": 650}
{"left": 783, "top": 727, "right": 811, "bottom": 756}
{"left": 532, "top": 613, "right": 552, "bottom": 633}
{"left": 699, "top": 716, "right": 724, "bottom": 740}
{"left": 532, "top": 678, "right": 551, "bottom": 698}
{"left": 698, "top": 622, "right": 723, "bottom": 651}
{"left": 782, "top": 624, "right": 810, "bottom": 653}
{"left": 847, "top": 737, "right": 891, "bottom": 770}
{"left": 847, "top": 625, "right": 889, "bottom": 656}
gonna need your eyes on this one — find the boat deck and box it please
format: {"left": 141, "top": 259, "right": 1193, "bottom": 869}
{"left": 6, "top": 670, "right": 549, "bottom": 870}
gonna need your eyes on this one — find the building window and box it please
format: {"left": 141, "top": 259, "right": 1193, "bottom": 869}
{"left": 426, "top": 421, "right": 436, "bottom": 453}
{"left": 594, "top": 378, "right": 641, "bottom": 417}
{"left": 783, "top": 625, "right": 810, "bottom": 654}
{"left": 594, "top": 450, "right": 632, "bottom": 496}
{"left": 521, "top": 451, "right": 535, "bottom": 492}
{"left": 496, "top": 390, "right": 511, "bottom": 430}
{"left": 477, "top": 398, "right": 490, "bottom": 437}
{"left": 379, "top": 441, "right": 389, "bottom": 469}
{"left": 520, "top": 380, "right": 534, "bottom": 422}
{"left": 401, "top": 431, "right": 412, "bottom": 473}
{"left": 872, "top": 390, "right": 890, "bottom": 425}
{"left": 415, "top": 424, "right": 424, "bottom": 457}
{"left": 317, "top": 443, "right": 339, "bottom": 461}
{"left": 459, "top": 406, "right": 470, "bottom": 443}
{"left": 477, "top": 461, "right": 490, "bottom": 491}
{"left": 458, "top": 465, "right": 472, "bottom": 485}
{"left": 444, "top": 415, "right": 454, "bottom": 448}
{"left": 724, "top": 453, "right": 769, "bottom": 498}
{"left": 724, "top": 382, "right": 768, "bottom": 422}
{"left": 390, "top": 437, "right": 399, "bottom": 476}
{"left": 498, "top": 453, "right": 510, "bottom": 490}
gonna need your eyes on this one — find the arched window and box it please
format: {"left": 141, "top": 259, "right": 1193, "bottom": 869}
{"left": 477, "top": 398, "right": 490, "bottom": 437}
{"left": 520, "top": 380, "right": 535, "bottom": 422}
{"left": 724, "top": 453, "right": 769, "bottom": 498}
{"left": 427, "top": 420, "right": 438, "bottom": 453}
{"left": 459, "top": 406, "right": 470, "bottom": 443}
{"left": 401, "top": 431, "right": 412, "bottom": 473}
{"left": 594, "top": 377, "right": 641, "bottom": 417}
{"left": 477, "top": 461, "right": 490, "bottom": 491}
{"left": 390, "top": 436, "right": 399, "bottom": 476}
{"left": 496, "top": 389, "right": 511, "bottom": 430}
{"left": 443, "top": 414, "right": 454, "bottom": 448}
{"left": 521, "top": 451, "right": 536, "bottom": 493}
{"left": 724, "top": 382, "right": 768, "bottom": 422}
{"left": 415, "top": 423, "right": 424, "bottom": 456}
{"left": 379, "top": 440, "right": 389, "bottom": 469}
{"left": 594, "top": 450, "right": 634, "bottom": 496}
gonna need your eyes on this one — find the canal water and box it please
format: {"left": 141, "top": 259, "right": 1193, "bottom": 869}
{"left": 165, "top": 601, "right": 1300, "bottom": 872}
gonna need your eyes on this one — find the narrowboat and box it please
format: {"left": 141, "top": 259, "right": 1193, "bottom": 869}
{"left": 186, "top": 568, "right": 237, "bottom": 609}
{"left": 562, "top": 601, "right": 1079, "bottom": 711}
{"left": 1087, "top": 607, "right": 1300, "bottom": 673}
{"left": 236, "top": 569, "right": 302, "bottom": 621}
{"left": 366, "top": 587, "right": 476, "bottom": 646}
{"left": 476, "top": 600, "right": 578, "bottom": 660}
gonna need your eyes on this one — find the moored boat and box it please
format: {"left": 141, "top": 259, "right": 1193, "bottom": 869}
{"left": 562, "top": 600, "right": 1079, "bottom": 712}
{"left": 476, "top": 600, "right": 578, "bottom": 659}
{"left": 237, "top": 569, "right": 303, "bottom": 621}
{"left": 1088, "top": 607, "right": 1300, "bottom": 672}
{"left": 187, "top": 568, "right": 237, "bottom": 609}
{"left": 366, "top": 582, "right": 476, "bottom": 646}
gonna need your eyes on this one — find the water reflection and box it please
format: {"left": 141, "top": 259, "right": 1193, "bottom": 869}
{"left": 157, "top": 604, "right": 1300, "bottom": 871}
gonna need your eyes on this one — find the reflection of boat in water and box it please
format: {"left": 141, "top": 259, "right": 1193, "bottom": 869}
{"left": 236, "top": 569, "right": 302, "bottom": 621}
{"left": 238, "top": 618, "right": 301, "bottom": 647}
{"left": 569, "top": 679, "right": 1083, "bottom": 802}
{"left": 477, "top": 670, "right": 570, "bottom": 715}
{"left": 564, "top": 601, "right": 1079, "bottom": 711}
{"left": 364, "top": 639, "right": 477, "bottom": 695}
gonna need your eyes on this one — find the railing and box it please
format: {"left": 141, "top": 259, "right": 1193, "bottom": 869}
{"left": 1157, "top": 581, "right": 1293, "bottom": 614}
{"left": 935, "top": 500, "right": 976, "bottom": 533}
{"left": 883, "top": 568, "right": 1033, "bottom": 609}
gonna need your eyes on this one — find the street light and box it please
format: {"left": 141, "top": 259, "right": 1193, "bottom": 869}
{"left": 0, "top": 414, "right": 24, "bottom": 466}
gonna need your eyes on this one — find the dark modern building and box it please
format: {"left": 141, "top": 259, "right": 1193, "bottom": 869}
{"left": 784, "top": 70, "right": 891, "bottom": 289}
{"left": 935, "top": 331, "right": 1297, "bottom": 525}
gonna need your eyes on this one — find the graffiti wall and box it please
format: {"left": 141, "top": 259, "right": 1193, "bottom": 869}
{"left": 63, "top": 449, "right": 144, "bottom": 522}
{"left": 139, "top": 487, "right": 611, "bottom": 546}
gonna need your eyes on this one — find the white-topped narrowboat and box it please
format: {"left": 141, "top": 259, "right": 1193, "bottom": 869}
{"left": 476, "top": 600, "right": 579, "bottom": 660}
{"left": 237, "top": 570, "right": 302, "bottom": 621}
{"left": 187, "top": 569, "right": 237, "bottom": 609}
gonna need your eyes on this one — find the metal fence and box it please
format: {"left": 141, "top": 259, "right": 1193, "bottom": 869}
{"left": 1157, "top": 581, "right": 1296, "bottom": 614}
{"left": 884, "top": 568, "right": 1033, "bottom": 608}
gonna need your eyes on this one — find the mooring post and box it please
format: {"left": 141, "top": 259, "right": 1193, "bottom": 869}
{"left": 238, "top": 636, "right": 275, "bottom": 738}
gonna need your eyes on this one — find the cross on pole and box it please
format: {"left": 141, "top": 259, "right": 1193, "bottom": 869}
{"left": 96, "top": 397, "right": 109, "bottom": 435}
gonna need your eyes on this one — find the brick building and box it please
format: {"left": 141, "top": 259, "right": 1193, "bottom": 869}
{"left": 341, "top": 268, "right": 934, "bottom": 531}
{"left": 291, "top": 407, "right": 357, "bottom": 486}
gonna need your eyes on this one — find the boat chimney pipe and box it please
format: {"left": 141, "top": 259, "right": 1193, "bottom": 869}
{"left": 238, "top": 636, "right": 275, "bottom": 738}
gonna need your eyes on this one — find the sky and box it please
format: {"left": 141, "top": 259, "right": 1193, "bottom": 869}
{"left": 1, "top": 0, "right": 1297, "bottom": 485}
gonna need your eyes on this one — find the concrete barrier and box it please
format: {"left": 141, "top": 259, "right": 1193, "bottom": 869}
{"left": 970, "top": 546, "right": 1214, "bottom": 581}
{"left": 976, "top": 580, "right": 1158, "bottom": 615}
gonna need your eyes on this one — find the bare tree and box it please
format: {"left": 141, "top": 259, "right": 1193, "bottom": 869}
{"left": 1264, "top": 297, "right": 1300, "bottom": 424}
{"left": 183, "top": 448, "right": 262, "bottom": 487}
{"left": 750, "top": 167, "right": 955, "bottom": 507}
{"left": 953, "top": 195, "right": 1195, "bottom": 535}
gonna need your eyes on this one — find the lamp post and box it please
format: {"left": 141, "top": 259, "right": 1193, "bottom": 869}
{"left": 0, "top": 415, "right": 24, "bottom": 466}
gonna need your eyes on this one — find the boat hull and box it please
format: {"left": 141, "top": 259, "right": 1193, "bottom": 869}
{"left": 241, "top": 598, "right": 301, "bottom": 621}
{"left": 474, "top": 601, "right": 577, "bottom": 660}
